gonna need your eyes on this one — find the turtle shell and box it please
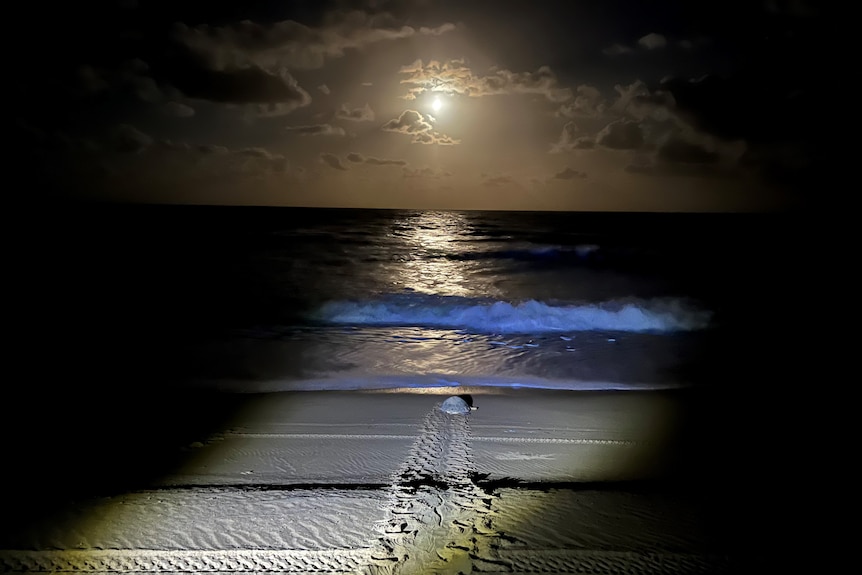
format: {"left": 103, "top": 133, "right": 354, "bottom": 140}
{"left": 440, "top": 396, "right": 473, "bottom": 415}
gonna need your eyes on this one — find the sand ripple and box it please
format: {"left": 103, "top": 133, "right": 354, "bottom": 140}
{"left": 8, "top": 489, "right": 386, "bottom": 552}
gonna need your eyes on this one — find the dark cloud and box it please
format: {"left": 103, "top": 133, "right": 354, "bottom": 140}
{"left": 157, "top": 142, "right": 288, "bottom": 173}
{"left": 286, "top": 124, "right": 347, "bottom": 136}
{"left": 604, "top": 32, "right": 669, "bottom": 56}
{"left": 125, "top": 74, "right": 162, "bottom": 103}
{"left": 173, "top": 14, "right": 455, "bottom": 72}
{"left": 403, "top": 167, "right": 447, "bottom": 178}
{"left": 336, "top": 103, "right": 375, "bottom": 122}
{"left": 71, "top": 59, "right": 163, "bottom": 103}
{"left": 657, "top": 135, "right": 719, "bottom": 164}
{"left": 76, "top": 65, "right": 109, "bottom": 95}
{"left": 163, "top": 101, "right": 195, "bottom": 117}
{"left": 659, "top": 72, "right": 824, "bottom": 190}
{"left": 660, "top": 75, "right": 783, "bottom": 143}
{"left": 557, "top": 86, "right": 604, "bottom": 119}
{"left": 638, "top": 33, "right": 667, "bottom": 50}
{"left": 552, "top": 167, "right": 588, "bottom": 180}
{"left": 198, "top": 144, "right": 229, "bottom": 155}
{"left": 596, "top": 119, "right": 644, "bottom": 150}
{"left": 234, "top": 147, "right": 289, "bottom": 172}
{"left": 365, "top": 157, "right": 407, "bottom": 166}
{"left": 551, "top": 122, "right": 595, "bottom": 153}
{"left": 320, "top": 152, "right": 348, "bottom": 170}
{"left": 483, "top": 175, "right": 516, "bottom": 187}
{"left": 166, "top": 64, "right": 311, "bottom": 114}
{"left": 603, "top": 43, "right": 632, "bottom": 56}
{"left": 346, "top": 152, "right": 406, "bottom": 166}
{"left": 113, "top": 124, "right": 153, "bottom": 154}
{"left": 624, "top": 158, "right": 734, "bottom": 178}
{"left": 573, "top": 138, "right": 595, "bottom": 150}
{"left": 608, "top": 81, "right": 672, "bottom": 120}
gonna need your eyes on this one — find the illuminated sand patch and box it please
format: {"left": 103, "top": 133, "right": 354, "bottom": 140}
{"left": 0, "top": 392, "right": 746, "bottom": 573}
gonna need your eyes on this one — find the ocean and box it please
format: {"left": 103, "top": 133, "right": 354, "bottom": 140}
{"left": 29, "top": 204, "right": 802, "bottom": 396}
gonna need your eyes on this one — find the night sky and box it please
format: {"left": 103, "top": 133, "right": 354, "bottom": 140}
{"left": 13, "top": 0, "right": 831, "bottom": 211}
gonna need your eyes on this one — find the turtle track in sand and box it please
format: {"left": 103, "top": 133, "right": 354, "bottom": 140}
{"left": 358, "top": 399, "right": 738, "bottom": 575}
{"left": 361, "top": 400, "right": 512, "bottom": 575}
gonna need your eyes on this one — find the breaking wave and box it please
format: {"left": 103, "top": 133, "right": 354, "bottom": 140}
{"left": 309, "top": 294, "right": 711, "bottom": 334}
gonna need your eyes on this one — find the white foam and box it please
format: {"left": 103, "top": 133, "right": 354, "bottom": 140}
{"left": 311, "top": 296, "right": 711, "bottom": 334}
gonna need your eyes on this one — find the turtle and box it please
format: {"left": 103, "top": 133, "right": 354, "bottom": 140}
{"left": 439, "top": 396, "right": 478, "bottom": 415}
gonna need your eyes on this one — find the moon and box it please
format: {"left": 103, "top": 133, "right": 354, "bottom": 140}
{"left": 431, "top": 97, "right": 443, "bottom": 113}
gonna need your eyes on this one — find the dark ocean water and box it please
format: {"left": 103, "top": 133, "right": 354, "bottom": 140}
{"left": 22, "top": 204, "right": 805, "bottom": 395}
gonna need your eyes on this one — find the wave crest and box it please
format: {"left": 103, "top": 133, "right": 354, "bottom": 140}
{"left": 309, "top": 295, "right": 711, "bottom": 333}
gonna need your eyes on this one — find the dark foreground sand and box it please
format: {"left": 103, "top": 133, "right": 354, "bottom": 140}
{"left": 1, "top": 387, "right": 791, "bottom": 573}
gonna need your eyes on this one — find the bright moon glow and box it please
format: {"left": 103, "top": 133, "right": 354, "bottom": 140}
{"left": 432, "top": 97, "right": 443, "bottom": 112}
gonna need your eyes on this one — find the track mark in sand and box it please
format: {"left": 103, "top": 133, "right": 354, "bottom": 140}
{"left": 362, "top": 402, "right": 513, "bottom": 575}
{"left": 0, "top": 549, "right": 372, "bottom": 573}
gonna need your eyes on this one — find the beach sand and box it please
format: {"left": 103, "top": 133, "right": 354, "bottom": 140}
{"left": 0, "top": 387, "right": 787, "bottom": 573}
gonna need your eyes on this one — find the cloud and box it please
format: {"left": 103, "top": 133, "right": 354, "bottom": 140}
{"left": 411, "top": 132, "right": 459, "bottom": 145}
{"left": 419, "top": 23, "right": 457, "bottom": 36}
{"left": 624, "top": 129, "right": 745, "bottom": 177}
{"left": 230, "top": 147, "right": 289, "bottom": 172}
{"left": 605, "top": 33, "right": 668, "bottom": 56}
{"left": 656, "top": 73, "right": 822, "bottom": 187}
{"left": 603, "top": 43, "right": 632, "bottom": 56}
{"left": 398, "top": 59, "right": 571, "bottom": 103}
{"left": 317, "top": 84, "right": 331, "bottom": 95}
{"left": 320, "top": 152, "right": 348, "bottom": 170}
{"left": 483, "top": 174, "right": 516, "bottom": 187}
{"left": 286, "top": 123, "right": 347, "bottom": 136}
{"left": 557, "top": 85, "right": 604, "bottom": 118}
{"left": 656, "top": 135, "right": 719, "bottom": 164}
{"left": 336, "top": 103, "right": 375, "bottom": 122}
{"left": 346, "top": 152, "right": 407, "bottom": 166}
{"left": 24, "top": 127, "right": 296, "bottom": 198}
{"left": 382, "top": 109, "right": 432, "bottom": 133}
{"left": 113, "top": 124, "right": 153, "bottom": 154}
{"left": 638, "top": 33, "right": 667, "bottom": 50}
{"left": 659, "top": 75, "right": 772, "bottom": 142}
{"left": 551, "top": 122, "right": 595, "bottom": 153}
{"left": 624, "top": 158, "right": 733, "bottom": 178}
{"left": 596, "top": 119, "right": 644, "bottom": 150}
{"left": 197, "top": 144, "right": 229, "bottom": 154}
{"left": 552, "top": 167, "right": 588, "bottom": 180}
{"left": 166, "top": 61, "right": 312, "bottom": 114}
{"left": 382, "top": 109, "right": 459, "bottom": 145}
{"left": 73, "top": 60, "right": 164, "bottom": 103}
{"left": 403, "top": 167, "right": 448, "bottom": 178}
{"left": 609, "top": 81, "right": 676, "bottom": 122}
{"left": 76, "top": 65, "right": 108, "bottom": 94}
{"left": 173, "top": 13, "right": 456, "bottom": 72}
{"left": 163, "top": 101, "right": 195, "bottom": 117}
